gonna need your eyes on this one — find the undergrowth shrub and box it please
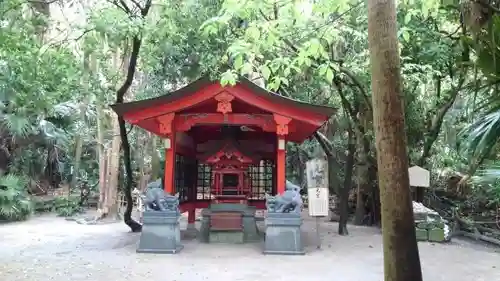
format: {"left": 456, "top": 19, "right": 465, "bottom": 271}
{"left": 0, "top": 174, "right": 33, "bottom": 221}
{"left": 52, "top": 196, "right": 82, "bottom": 217}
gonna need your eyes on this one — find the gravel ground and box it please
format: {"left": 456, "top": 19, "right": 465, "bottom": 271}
{"left": 0, "top": 213, "right": 499, "bottom": 281}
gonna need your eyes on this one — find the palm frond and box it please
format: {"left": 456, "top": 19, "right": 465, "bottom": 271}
{"left": 0, "top": 114, "right": 32, "bottom": 138}
{"left": 458, "top": 110, "right": 500, "bottom": 158}
{"left": 0, "top": 174, "right": 27, "bottom": 191}
{"left": 473, "top": 165, "right": 500, "bottom": 183}
{"left": 0, "top": 174, "right": 32, "bottom": 221}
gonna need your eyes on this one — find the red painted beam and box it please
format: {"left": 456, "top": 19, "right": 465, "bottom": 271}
{"left": 123, "top": 83, "right": 223, "bottom": 123}
{"left": 228, "top": 84, "right": 327, "bottom": 127}
{"left": 175, "top": 113, "right": 275, "bottom": 132}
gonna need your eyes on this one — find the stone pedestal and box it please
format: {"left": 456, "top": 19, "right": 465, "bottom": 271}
{"left": 199, "top": 203, "right": 260, "bottom": 243}
{"left": 263, "top": 212, "right": 304, "bottom": 255}
{"left": 137, "top": 210, "right": 183, "bottom": 254}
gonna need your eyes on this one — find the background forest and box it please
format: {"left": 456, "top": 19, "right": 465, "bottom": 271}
{"left": 0, "top": 0, "right": 499, "bottom": 240}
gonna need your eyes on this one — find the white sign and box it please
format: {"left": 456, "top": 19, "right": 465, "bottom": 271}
{"left": 306, "top": 158, "right": 329, "bottom": 217}
{"left": 408, "top": 165, "right": 430, "bottom": 188}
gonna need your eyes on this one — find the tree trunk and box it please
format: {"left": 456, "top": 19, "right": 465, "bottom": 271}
{"left": 340, "top": 125, "right": 355, "bottom": 235}
{"left": 104, "top": 113, "right": 121, "bottom": 217}
{"left": 367, "top": 0, "right": 423, "bottom": 280}
{"left": 151, "top": 136, "right": 161, "bottom": 178}
{"left": 415, "top": 77, "right": 463, "bottom": 201}
{"left": 91, "top": 51, "right": 108, "bottom": 213}
{"left": 368, "top": 159, "right": 381, "bottom": 225}
{"left": 108, "top": 0, "right": 152, "bottom": 232}
{"left": 136, "top": 132, "right": 146, "bottom": 191}
{"left": 354, "top": 126, "right": 369, "bottom": 225}
{"left": 297, "top": 146, "right": 308, "bottom": 188}
{"left": 101, "top": 48, "right": 122, "bottom": 217}
{"left": 313, "top": 132, "right": 347, "bottom": 234}
{"left": 96, "top": 103, "right": 107, "bottom": 210}
{"left": 70, "top": 51, "right": 91, "bottom": 194}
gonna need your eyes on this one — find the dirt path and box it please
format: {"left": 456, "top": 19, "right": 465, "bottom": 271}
{"left": 0, "top": 213, "right": 499, "bottom": 281}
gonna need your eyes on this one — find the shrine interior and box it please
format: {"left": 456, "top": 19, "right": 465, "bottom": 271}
{"left": 174, "top": 124, "right": 277, "bottom": 209}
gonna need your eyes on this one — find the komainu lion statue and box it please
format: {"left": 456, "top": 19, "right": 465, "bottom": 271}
{"left": 265, "top": 180, "right": 303, "bottom": 213}
{"left": 142, "top": 178, "right": 179, "bottom": 213}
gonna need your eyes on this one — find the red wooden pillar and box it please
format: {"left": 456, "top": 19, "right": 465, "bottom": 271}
{"left": 158, "top": 113, "right": 176, "bottom": 194}
{"left": 276, "top": 136, "right": 286, "bottom": 194}
{"left": 274, "top": 114, "right": 291, "bottom": 195}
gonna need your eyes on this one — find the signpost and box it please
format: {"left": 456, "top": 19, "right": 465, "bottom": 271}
{"left": 306, "top": 158, "right": 329, "bottom": 249}
{"left": 408, "top": 165, "right": 430, "bottom": 188}
{"left": 408, "top": 166, "right": 430, "bottom": 201}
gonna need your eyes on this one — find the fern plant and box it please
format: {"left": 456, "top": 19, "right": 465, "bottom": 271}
{"left": 52, "top": 196, "right": 82, "bottom": 217}
{"left": 0, "top": 174, "right": 33, "bottom": 221}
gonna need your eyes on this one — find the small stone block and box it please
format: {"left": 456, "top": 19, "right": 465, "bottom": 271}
{"left": 428, "top": 228, "right": 445, "bottom": 242}
{"left": 415, "top": 228, "right": 428, "bottom": 241}
{"left": 416, "top": 222, "right": 430, "bottom": 229}
{"left": 428, "top": 221, "right": 445, "bottom": 229}
{"left": 413, "top": 213, "right": 427, "bottom": 221}
{"left": 209, "top": 231, "right": 245, "bottom": 244}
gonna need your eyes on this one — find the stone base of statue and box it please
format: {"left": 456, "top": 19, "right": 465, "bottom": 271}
{"left": 199, "top": 203, "right": 260, "bottom": 243}
{"left": 263, "top": 212, "right": 305, "bottom": 255}
{"left": 136, "top": 210, "right": 183, "bottom": 254}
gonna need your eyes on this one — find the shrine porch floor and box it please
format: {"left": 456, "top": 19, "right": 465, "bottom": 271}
{"left": 0, "top": 212, "right": 499, "bottom": 281}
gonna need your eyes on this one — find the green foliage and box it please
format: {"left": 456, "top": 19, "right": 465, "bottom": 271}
{"left": 0, "top": 174, "right": 32, "bottom": 221}
{"left": 33, "top": 196, "right": 83, "bottom": 217}
{"left": 459, "top": 111, "right": 500, "bottom": 158}
{"left": 1, "top": 0, "right": 500, "bottom": 221}
{"left": 0, "top": 0, "right": 86, "bottom": 182}
{"left": 51, "top": 196, "right": 82, "bottom": 217}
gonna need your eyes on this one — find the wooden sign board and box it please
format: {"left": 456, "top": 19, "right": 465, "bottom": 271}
{"left": 408, "top": 165, "right": 430, "bottom": 188}
{"left": 306, "top": 158, "right": 329, "bottom": 217}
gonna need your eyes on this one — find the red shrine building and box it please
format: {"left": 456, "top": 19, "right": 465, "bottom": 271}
{"left": 111, "top": 75, "right": 335, "bottom": 225}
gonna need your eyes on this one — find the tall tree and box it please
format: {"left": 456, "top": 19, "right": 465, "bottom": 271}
{"left": 366, "top": 0, "right": 423, "bottom": 280}
{"left": 112, "top": 0, "right": 152, "bottom": 232}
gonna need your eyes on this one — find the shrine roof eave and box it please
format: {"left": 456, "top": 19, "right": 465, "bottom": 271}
{"left": 109, "top": 75, "right": 337, "bottom": 119}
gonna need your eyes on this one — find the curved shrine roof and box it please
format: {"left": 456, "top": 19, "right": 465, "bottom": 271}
{"left": 110, "top": 75, "right": 336, "bottom": 143}
{"left": 111, "top": 75, "right": 336, "bottom": 118}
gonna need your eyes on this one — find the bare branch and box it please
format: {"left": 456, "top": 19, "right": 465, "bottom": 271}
{"left": 73, "top": 28, "right": 95, "bottom": 41}
{"left": 139, "top": 0, "right": 152, "bottom": 16}
{"left": 130, "top": 0, "right": 143, "bottom": 11}
{"left": 27, "top": 0, "right": 58, "bottom": 3}
{"left": 118, "top": 0, "right": 131, "bottom": 14}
